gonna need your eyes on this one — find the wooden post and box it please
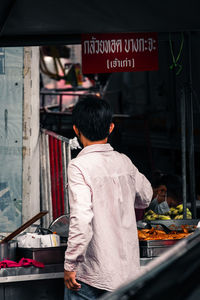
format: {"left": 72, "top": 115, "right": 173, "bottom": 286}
{"left": 22, "top": 47, "right": 40, "bottom": 224}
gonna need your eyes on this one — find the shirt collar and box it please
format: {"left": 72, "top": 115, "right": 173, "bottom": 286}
{"left": 77, "top": 143, "right": 113, "bottom": 157}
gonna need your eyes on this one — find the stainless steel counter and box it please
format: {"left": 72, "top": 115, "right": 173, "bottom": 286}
{"left": 0, "top": 258, "right": 152, "bottom": 284}
{"left": 140, "top": 257, "right": 153, "bottom": 266}
{"left": 0, "top": 264, "right": 65, "bottom": 300}
{"left": 0, "top": 260, "right": 153, "bottom": 299}
{"left": 0, "top": 264, "right": 64, "bottom": 283}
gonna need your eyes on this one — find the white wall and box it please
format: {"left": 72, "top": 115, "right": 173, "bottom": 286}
{"left": 0, "top": 48, "right": 24, "bottom": 231}
{"left": 0, "top": 46, "right": 40, "bottom": 232}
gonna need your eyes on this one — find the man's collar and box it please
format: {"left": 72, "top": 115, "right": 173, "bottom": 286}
{"left": 77, "top": 143, "right": 113, "bottom": 157}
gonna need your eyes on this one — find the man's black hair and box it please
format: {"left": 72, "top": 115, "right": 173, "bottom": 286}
{"left": 72, "top": 95, "right": 113, "bottom": 141}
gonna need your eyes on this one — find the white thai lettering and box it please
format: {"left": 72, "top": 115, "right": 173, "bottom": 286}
{"left": 106, "top": 58, "right": 135, "bottom": 70}
{"left": 113, "top": 58, "right": 119, "bottom": 68}
{"left": 148, "top": 38, "right": 153, "bottom": 52}
{"left": 104, "top": 40, "right": 111, "bottom": 53}
{"left": 95, "top": 40, "right": 100, "bottom": 54}
{"left": 84, "top": 36, "right": 156, "bottom": 55}
{"left": 132, "top": 39, "right": 138, "bottom": 52}
{"left": 116, "top": 40, "right": 122, "bottom": 53}
{"left": 124, "top": 39, "right": 130, "bottom": 53}
{"left": 111, "top": 40, "right": 116, "bottom": 53}
{"left": 123, "top": 58, "right": 128, "bottom": 67}
{"left": 139, "top": 39, "right": 145, "bottom": 52}
{"left": 89, "top": 37, "right": 96, "bottom": 54}
{"left": 107, "top": 59, "right": 110, "bottom": 69}
{"left": 83, "top": 40, "right": 89, "bottom": 54}
{"left": 99, "top": 40, "right": 104, "bottom": 54}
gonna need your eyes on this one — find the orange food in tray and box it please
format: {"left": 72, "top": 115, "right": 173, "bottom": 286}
{"left": 138, "top": 227, "right": 191, "bottom": 241}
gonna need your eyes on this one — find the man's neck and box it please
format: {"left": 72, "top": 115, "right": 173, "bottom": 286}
{"left": 82, "top": 137, "right": 108, "bottom": 148}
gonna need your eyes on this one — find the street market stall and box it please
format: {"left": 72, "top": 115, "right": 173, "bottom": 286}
{"left": 0, "top": 0, "right": 200, "bottom": 299}
{"left": 0, "top": 212, "right": 69, "bottom": 300}
{"left": 100, "top": 228, "right": 200, "bottom": 300}
{"left": 0, "top": 0, "right": 199, "bottom": 223}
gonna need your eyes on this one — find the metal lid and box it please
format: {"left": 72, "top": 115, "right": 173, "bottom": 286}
{"left": 48, "top": 214, "right": 70, "bottom": 238}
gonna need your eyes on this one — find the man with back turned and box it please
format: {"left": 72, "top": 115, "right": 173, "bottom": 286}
{"left": 64, "top": 95, "right": 152, "bottom": 300}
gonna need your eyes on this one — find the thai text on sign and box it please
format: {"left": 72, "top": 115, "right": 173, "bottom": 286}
{"left": 81, "top": 33, "right": 158, "bottom": 74}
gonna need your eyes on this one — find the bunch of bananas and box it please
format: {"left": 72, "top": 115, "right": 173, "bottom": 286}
{"left": 144, "top": 210, "right": 171, "bottom": 221}
{"left": 169, "top": 204, "right": 192, "bottom": 220}
{"left": 144, "top": 204, "right": 192, "bottom": 221}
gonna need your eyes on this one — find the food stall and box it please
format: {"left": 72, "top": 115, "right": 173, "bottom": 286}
{"left": 0, "top": 1, "right": 199, "bottom": 224}
{"left": 138, "top": 202, "right": 199, "bottom": 265}
{"left": 138, "top": 219, "right": 198, "bottom": 263}
{"left": 0, "top": 213, "right": 70, "bottom": 300}
{"left": 101, "top": 228, "right": 200, "bottom": 299}
{"left": 0, "top": 0, "right": 200, "bottom": 298}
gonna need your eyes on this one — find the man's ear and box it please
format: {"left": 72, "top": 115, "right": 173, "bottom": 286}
{"left": 109, "top": 123, "right": 115, "bottom": 134}
{"left": 73, "top": 125, "right": 79, "bottom": 136}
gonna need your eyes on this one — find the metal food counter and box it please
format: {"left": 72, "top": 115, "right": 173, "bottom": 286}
{"left": 0, "top": 264, "right": 65, "bottom": 300}
{"left": 0, "top": 264, "right": 63, "bottom": 282}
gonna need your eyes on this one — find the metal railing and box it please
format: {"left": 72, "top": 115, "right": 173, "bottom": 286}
{"left": 40, "top": 129, "right": 70, "bottom": 227}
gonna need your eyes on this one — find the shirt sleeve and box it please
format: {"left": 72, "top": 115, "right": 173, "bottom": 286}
{"left": 133, "top": 166, "right": 153, "bottom": 209}
{"left": 64, "top": 162, "right": 94, "bottom": 271}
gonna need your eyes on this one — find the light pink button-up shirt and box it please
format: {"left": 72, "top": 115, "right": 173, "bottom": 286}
{"left": 64, "top": 143, "right": 152, "bottom": 291}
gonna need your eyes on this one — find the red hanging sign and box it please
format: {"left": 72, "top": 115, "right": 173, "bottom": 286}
{"left": 81, "top": 32, "right": 158, "bottom": 74}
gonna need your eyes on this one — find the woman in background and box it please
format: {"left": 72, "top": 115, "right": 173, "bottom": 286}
{"left": 148, "top": 171, "right": 182, "bottom": 214}
{"left": 135, "top": 171, "right": 182, "bottom": 220}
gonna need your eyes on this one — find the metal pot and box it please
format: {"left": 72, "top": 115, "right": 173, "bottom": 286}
{"left": 0, "top": 240, "right": 18, "bottom": 261}
{"left": 0, "top": 211, "right": 48, "bottom": 262}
